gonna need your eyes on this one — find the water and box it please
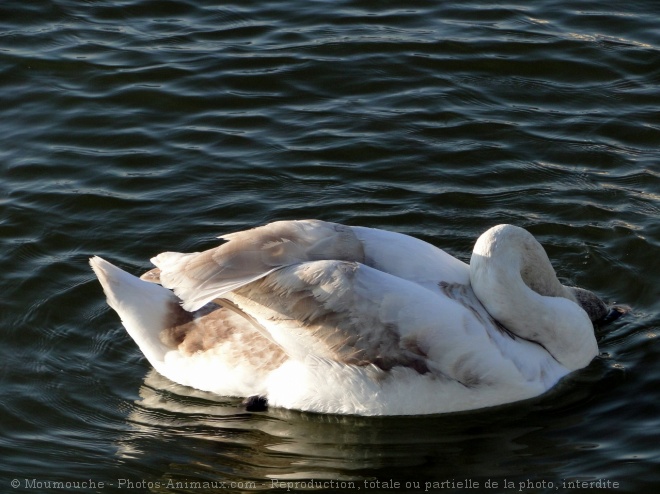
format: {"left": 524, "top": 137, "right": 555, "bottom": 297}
{"left": 1, "top": 0, "right": 658, "bottom": 492}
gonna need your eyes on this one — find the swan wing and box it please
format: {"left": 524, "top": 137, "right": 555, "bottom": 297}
{"left": 152, "top": 220, "right": 470, "bottom": 313}
{"left": 152, "top": 220, "right": 365, "bottom": 312}
{"left": 224, "top": 259, "right": 495, "bottom": 385}
{"left": 351, "top": 226, "right": 470, "bottom": 287}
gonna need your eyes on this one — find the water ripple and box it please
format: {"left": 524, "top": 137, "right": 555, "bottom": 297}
{"left": 0, "top": 0, "right": 658, "bottom": 491}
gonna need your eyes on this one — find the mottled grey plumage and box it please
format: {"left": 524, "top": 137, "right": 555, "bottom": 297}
{"left": 152, "top": 220, "right": 365, "bottom": 312}
{"left": 227, "top": 261, "right": 433, "bottom": 375}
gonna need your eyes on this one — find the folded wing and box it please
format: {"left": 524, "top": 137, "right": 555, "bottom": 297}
{"left": 150, "top": 220, "right": 471, "bottom": 313}
{"left": 223, "top": 259, "right": 494, "bottom": 386}
{"left": 152, "top": 220, "right": 365, "bottom": 312}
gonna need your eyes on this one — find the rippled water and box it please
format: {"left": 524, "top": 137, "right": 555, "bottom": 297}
{"left": 1, "top": 0, "right": 658, "bottom": 492}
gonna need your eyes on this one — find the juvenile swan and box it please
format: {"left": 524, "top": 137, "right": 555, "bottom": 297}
{"left": 90, "top": 221, "right": 610, "bottom": 415}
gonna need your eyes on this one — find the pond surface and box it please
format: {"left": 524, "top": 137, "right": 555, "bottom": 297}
{"left": 1, "top": 0, "right": 658, "bottom": 492}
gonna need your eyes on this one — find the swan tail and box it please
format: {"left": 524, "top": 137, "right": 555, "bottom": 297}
{"left": 90, "top": 256, "right": 179, "bottom": 370}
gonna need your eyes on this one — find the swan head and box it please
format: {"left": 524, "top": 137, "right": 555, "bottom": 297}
{"left": 469, "top": 224, "right": 606, "bottom": 370}
{"left": 566, "top": 287, "right": 629, "bottom": 326}
{"left": 566, "top": 286, "right": 607, "bottom": 323}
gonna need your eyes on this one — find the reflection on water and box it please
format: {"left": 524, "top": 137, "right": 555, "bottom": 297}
{"left": 111, "top": 360, "right": 639, "bottom": 492}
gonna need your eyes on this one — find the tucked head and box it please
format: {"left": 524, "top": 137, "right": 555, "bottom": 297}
{"left": 567, "top": 287, "right": 630, "bottom": 326}
{"left": 567, "top": 286, "right": 608, "bottom": 323}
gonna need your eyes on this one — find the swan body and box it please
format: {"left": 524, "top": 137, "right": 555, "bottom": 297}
{"left": 90, "top": 221, "right": 607, "bottom": 415}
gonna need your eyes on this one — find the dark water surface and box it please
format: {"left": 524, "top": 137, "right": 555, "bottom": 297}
{"left": 1, "top": 0, "right": 658, "bottom": 492}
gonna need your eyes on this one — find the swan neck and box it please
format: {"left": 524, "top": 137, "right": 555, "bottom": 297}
{"left": 469, "top": 225, "right": 598, "bottom": 370}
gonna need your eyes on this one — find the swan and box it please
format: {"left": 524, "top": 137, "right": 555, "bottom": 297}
{"left": 90, "top": 220, "right": 615, "bottom": 416}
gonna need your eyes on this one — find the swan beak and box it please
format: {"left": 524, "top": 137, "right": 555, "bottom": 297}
{"left": 597, "top": 305, "right": 630, "bottom": 326}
